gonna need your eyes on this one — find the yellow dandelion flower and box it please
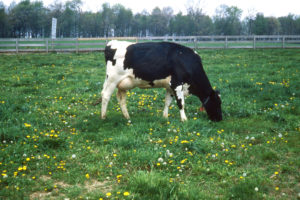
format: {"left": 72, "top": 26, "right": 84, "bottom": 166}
{"left": 24, "top": 123, "right": 31, "bottom": 127}
{"left": 123, "top": 192, "right": 130, "bottom": 196}
{"left": 85, "top": 174, "right": 90, "bottom": 179}
{"left": 106, "top": 192, "right": 112, "bottom": 197}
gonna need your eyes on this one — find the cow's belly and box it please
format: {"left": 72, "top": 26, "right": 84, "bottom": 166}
{"left": 117, "top": 76, "right": 171, "bottom": 90}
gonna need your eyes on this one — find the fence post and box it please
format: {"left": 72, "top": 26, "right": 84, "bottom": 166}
{"left": 193, "top": 37, "right": 197, "bottom": 49}
{"left": 46, "top": 39, "right": 49, "bottom": 53}
{"left": 16, "top": 39, "right": 19, "bottom": 53}
{"left": 76, "top": 38, "right": 79, "bottom": 53}
{"left": 253, "top": 36, "right": 256, "bottom": 49}
{"left": 282, "top": 36, "right": 285, "bottom": 48}
{"left": 225, "top": 36, "right": 228, "bottom": 49}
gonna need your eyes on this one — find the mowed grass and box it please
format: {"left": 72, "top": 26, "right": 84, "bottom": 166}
{"left": 0, "top": 49, "right": 299, "bottom": 199}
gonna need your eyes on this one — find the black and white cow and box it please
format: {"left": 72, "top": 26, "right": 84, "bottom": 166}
{"left": 100, "top": 40, "right": 222, "bottom": 122}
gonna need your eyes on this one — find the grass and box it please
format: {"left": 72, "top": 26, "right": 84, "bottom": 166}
{"left": 0, "top": 49, "right": 300, "bottom": 199}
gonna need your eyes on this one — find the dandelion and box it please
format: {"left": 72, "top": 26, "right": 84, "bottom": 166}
{"left": 85, "top": 174, "right": 90, "bottom": 179}
{"left": 24, "top": 123, "right": 31, "bottom": 127}
{"left": 275, "top": 186, "right": 279, "bottom": 191}
{"left": 123, "top": 192, "right": 130, "bottom": 196}
{"left": 274, "top": 171, "right": 279, "bottom": 175}
{"left": 106, "top": 192, "right": 112, "bottom": 197}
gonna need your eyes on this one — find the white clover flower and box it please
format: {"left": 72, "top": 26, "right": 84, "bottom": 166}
{"left": 255, "top": 187, "right": 259, "bottom": 192}
{"left": 278, "top": 133, "right": 282, "bottom": 138}
{"left": 71, "top": 154, "right": 76, "bottom": 159}
{"left": 158, "top": 157, "right": 164, "bottom": 162}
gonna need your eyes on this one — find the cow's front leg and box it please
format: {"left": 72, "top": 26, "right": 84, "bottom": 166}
{"left": 116, "top": 89, "right": 130, "bottom": 119}
{"left": 174, "top": 85, "right": 187, "bottom": 122}
{"left": 163, "top": 89, "right": 173, "bottom": 118}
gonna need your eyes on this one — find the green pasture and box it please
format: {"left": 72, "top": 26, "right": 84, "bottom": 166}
{"left": 0, "top": 49, "right": 299, "bottom": 199}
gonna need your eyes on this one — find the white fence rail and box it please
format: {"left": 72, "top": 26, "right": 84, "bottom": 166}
{"left": 0, "top": 36, "right": 300, "bottom": 53}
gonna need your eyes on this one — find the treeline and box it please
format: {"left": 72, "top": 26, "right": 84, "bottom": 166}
{"left": 1, "top": 0, "right": 300, "bottom": 38}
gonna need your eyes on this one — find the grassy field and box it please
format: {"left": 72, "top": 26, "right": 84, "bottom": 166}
{"left": 0, "top": 49, "right": 299, "bottom": 199}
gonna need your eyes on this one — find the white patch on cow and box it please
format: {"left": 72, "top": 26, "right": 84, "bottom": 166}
{"left": 182, "top": 83, "right": 190, "bottom": 96}
{"left": 180, "top": 109, "right": 187, "bottom": 121}
{"left": 175, "top": 85, "right": 184, "bottom": 100}
{"left": 175, "top": 83, "right": 190, "bottom": 100}
{"left": 108, "top": 40, "right": 133, "bottom": 62}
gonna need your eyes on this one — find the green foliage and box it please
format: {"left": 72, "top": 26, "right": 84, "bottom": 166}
{"left": 0, "top": 49, "right": 299, "bottom": 199}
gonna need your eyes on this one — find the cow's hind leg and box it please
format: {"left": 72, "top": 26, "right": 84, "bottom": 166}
{"left": 163, "top": 89, "right": 173, "bottom": 118}
{"left": 116, "top": 89, "right": 130, "bottom": 119}
{"left": 101, "top": 82, "right": 117, "bottom": 119}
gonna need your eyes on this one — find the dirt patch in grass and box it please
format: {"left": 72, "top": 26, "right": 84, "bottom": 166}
{"left": 29, "top": 176, "right": 112, "bottom": 199}
{"left": 85, "top": 179, "right": 112, "bottom": 194}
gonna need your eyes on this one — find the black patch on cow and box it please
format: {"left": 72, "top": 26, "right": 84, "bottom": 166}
{"left": 120, "top": 41, "right": 222, "bottom": 121}
{"left": 105, "top": 45, "right": 117, "bottom": 65}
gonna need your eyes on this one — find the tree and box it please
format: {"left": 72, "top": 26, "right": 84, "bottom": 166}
{"left": 252, "top": 13, "right": 267, "bottom": 35}
{"left": 132, "top": 11, "right": 150, "bottom": 37}
{"left": 278, "top": 14, "right": 296, "bottom": 35}
{"left": 0, "top": 1, "right": 9, "bottom": 37}
{"left": 170, "top": 12, "right": 191, "bottom": 36}
{"left": 187, "top": 6, "right": 213, "bottom": 35}
{"left": 265, "top": 17, "right": 280, "bottom": 35}
{"left": 149, "top": 7, "right": 170, "bottom": 36}
{"left": 100, "top": 3, "right": 114, "bottom": 37}
{"left": 214, "top": 5, "right": 242, "bottom": 35}
{"left": 112, "top": 4, "right": 133, "bottom": 36}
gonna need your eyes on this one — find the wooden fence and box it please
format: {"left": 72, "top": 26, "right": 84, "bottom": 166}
{"left": 1, "top": 35, "right": 300, "bottom": 53}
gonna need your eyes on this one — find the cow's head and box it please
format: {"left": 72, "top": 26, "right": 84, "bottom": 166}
{"left": 203, "top": 90, "right": 222, "bottom": 122}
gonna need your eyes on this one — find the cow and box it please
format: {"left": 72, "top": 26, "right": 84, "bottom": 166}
{"left": 99, "top": 40, "right": 222, "bottom": 122}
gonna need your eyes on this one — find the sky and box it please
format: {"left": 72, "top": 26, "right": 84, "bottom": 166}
{"left": 3, "top": 0, "right": 300, "bottom": 18}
